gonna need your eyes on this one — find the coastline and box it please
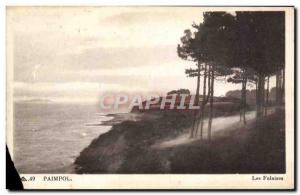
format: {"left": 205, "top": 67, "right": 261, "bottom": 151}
{"left": 74, "top": 108, "right": 285, "bottom": 174}
{"left": 74, "top": 110, "right": 193, "bottom": 173}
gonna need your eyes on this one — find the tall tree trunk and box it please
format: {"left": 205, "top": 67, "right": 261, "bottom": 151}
{"left": 280, "top": 68, "right": 285, "bottom": 104}
{"left": 190, "top": 63, "right": 201, "bottom": 138}
{"left": 242, "top": 77, "right": 247, "bottom": 124}
{"left": 195, "top": 63, "right": 208, "bottom": 139}
{"left": 240, "top": 69, "right": 247, "bottom": 124}
{"left": 275, "top": 68, "right": 282, "bottom": 112}
{"left": 256, "top": 74, "right": 265, "bottom": 118}
{"left": 265, "top": 76, "right": 270, "bottom": 115}
{"left": 207, "top": 66, "right": 214, "bottom": 140}
{"left": 207, "top": 66, "right": 211, "bottom": 103}
{"left": 255, "top": 80, "right": 258, "bottom": 105}
{"left": 239, "top": 83, "right": 243, "bottom": 122}
{"left": 276, "top": 69, "right": 281, "bottom": 106}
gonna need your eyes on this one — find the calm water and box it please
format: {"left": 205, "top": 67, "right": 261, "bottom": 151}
{"left": 13, "top": 102, "right": 113, "bottom": 173}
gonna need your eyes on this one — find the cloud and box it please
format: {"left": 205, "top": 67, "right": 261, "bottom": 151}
{"left": 66, "top": 60, "right": 190, "bottom": 77}
{"left": 64, "top": 45, "right": 178, "bottom": 69}
{"left": 10, "top": 7, "right": 244, "bottom": 103}
{"left": 13, "top": 42, "right": 183, "bottom": 83}
{"left": 100, "top": 8, "right": 203, "bottom": 28}
{"left": 10, "top": 7, "right": 204, "bottom": 85}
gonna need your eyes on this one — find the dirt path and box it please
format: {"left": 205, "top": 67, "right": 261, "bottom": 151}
{"left": 154, "top": 108, "right": 275, "bottom": 149}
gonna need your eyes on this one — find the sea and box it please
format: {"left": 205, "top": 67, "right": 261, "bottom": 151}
{"left": 13, "top": 102, "right": 113, "bottom": 173}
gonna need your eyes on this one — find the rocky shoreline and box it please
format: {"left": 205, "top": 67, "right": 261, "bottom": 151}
{"left": 74, "top": 109, "right": 285, "bottom": 174}
{"left": 74, "top": 111, "right": 193, "bottom": 173}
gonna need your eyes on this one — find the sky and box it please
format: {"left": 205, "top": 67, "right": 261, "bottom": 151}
{"left": 7, "top": 7, "right": 268, "bottom": 103}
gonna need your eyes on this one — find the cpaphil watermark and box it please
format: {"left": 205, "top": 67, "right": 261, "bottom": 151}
{"left": 99, "top": 93, "right": 200, "bottom": 111}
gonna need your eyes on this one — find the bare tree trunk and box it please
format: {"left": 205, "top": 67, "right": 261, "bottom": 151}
{"left": 255, "top": 80, "right": 258, "bottom": 105}
{"left": 242, "top": 77, "right": 247, "bottom": 124}
{"left": 195, "top": 63, "right": 208, "bottom": 139}
{"left": 276, "top": 69, "right": 280, "bottom": 105}
{"left": 262, "top": 79, "right": 265, "bottom": 113}
{"left": 207, "top": 66, "right": 211, "bottom": 103}
{"left": 282, "top": 67, "right": 285, "bottom": 104}
{"left": 265, "top": 76, "right": 270, "bottom": 116}
{"left": 240, "top": 69, "right": 247, "bottom": 124}
{"left": 200, "top": 65, "right": 206, "bottom": 139}
{"left": 256, "top": 74, "right": 265, "bottom": 118}
{"left": 239, "top": 84, "right": 243, "bottom": 122}
{"left": 275, "top": 69, "right": 282, "bottom": 112}
{"left": 207, "top": 66, "right": 214, "bottom": 140}
{"left": 190, "top": 63, "right": 201, "bottom": 138}
{"left": 280, "top": 68, "right": 285, "bottom": 104}
{"left": 240, "top": 79, "right": 244, "bottom": 122}
{"left": 199, "top": 109, "right": 205, "bottom": 139}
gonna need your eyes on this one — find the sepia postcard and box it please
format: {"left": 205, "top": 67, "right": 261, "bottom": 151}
{"left": 6, "top": 6, "right": 295, "bottom": 190}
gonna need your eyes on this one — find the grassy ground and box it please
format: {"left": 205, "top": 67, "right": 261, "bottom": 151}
{"left": 74, "top": 109, "right": 285, "bottom": 174}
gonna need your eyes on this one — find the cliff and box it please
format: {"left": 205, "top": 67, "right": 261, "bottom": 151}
{"left": 74, "top": 108, "right": 285, "bottom": 174}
